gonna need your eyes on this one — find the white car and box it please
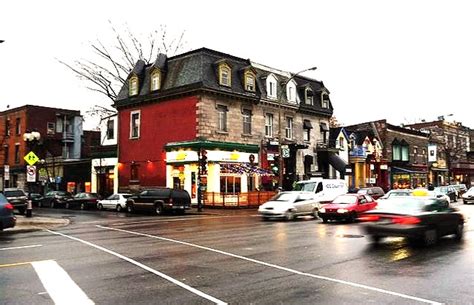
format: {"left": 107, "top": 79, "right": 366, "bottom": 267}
{"left": 258, "top": 191, "right": 319, "bottom": 221}
{"left": 97, "top": 193, "right": 132, "bottom": 212}
{"left": 462, "top": 187, "right": 474, "bottom": 204}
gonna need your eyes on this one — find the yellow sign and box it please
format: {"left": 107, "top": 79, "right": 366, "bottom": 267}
{"left": 24, "top": 151, "right": 39, "bottom": 166}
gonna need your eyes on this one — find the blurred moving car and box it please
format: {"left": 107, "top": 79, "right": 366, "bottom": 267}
{"left": 2, "top": 188, "right": 27, "bottom": 215}
{"left": 28, "top": 193, "right": 44, "bottom": 207}
{"left": 379, "top": 189, "right": 413, "bottom": 200}
{"left": 39, "top": 191, "right": 72, "bottom": 208}
{"left": 0, "top": 193, "right": 16, "bottom": 231}
{"left": 357, "top": 187, "right": 385, "bottom": 199}
{"left": 359, "top": 197, "right": 464, "bottom": 246}
{"left": 97, "top": 193, "right": 132, "bottom": 212}
{"left": 462, "top": 187, "right": 474, "bottom": 204}
{"left": 258, "top": 191, "right": 319, "bottom": 220}
{"left": 451, "top": 184, "right": 467, "bottom": 199}
{"left": 126, "top": 188, "right": 191, "bottom": 215}
{"left": 318, "top": 193, "right": 377, "bottom": 223}
{"left": 66, "top": 193, "right": 100, "bottom": 210}
{"left": 434, "top": 186, "right": 457, "bottom": 203}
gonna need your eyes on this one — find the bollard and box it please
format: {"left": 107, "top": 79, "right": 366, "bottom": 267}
{"left": 26, "top": 199, "right": 33, "bottom": 218}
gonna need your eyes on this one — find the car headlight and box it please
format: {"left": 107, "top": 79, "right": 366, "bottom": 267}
{"left": 337, "top": 208, "right": 349, "bottom": 213}
{"left": 319, "top": 208, "right": 326, "bottom": 213}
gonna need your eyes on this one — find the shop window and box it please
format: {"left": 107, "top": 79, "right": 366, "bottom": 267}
{"left": 220, "top": 176, "right": 241, "bottom": 194}
{"left": 265, "top": 113, "right": 273, "bottom": 137}
{"left": 242, "top": 109, "right": 252, "bottom": 135}
{"left": 217, "top": 105, "right": 228, "bottom": 132}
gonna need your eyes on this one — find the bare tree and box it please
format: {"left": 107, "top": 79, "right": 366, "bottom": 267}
{"left": 329, "top": 115, "right": 341, "bottom": 128}
{"left": 58, "top": 22, "right": 186, "bottom": 118}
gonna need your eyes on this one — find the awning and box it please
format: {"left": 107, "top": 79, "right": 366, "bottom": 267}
{"left": 303, "top": 120, "right": 313, "bottom": 129}
{"left": 392, "top": 166, "right": 427, "bottom": 174}
{"left": 320, "top": 122, "right": 329, "bottom": 131}
{"left": 220, "top": 163, "right": 274, "bottom": 176}
{"left": 328, "top": 153, "right": 348, "bottom": 175}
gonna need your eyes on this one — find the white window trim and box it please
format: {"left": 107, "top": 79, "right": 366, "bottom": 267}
{"left": 129, "top": 76, "right": 139, "bottom": 96}
{"left": 306, "top": 88, "right": 314, "bottom": 105}
{"left": 151, "top": 70, "right": 161, "bottom": 91}
{"left": 285, "top": 117, "right": 293, "bottom": 139}
{"left": 265, "top": 113, "right": 274, "bottom": 137}
{"left": 130, "top": 110, "right": 141, "bottom": 139}
{"left": 266, "top": 74, "right": 278, "bottom": 100}
{"left": 286, "top": 80, "right": 297, "bottom": 103}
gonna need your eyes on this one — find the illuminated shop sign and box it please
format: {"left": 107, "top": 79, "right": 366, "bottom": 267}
{"left": 166, "top": 150, "right": 259, "bottom": 163}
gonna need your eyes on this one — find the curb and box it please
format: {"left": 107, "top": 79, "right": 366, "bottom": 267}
{"left": 1, "top": 217, "right": 70, "bottom": 234}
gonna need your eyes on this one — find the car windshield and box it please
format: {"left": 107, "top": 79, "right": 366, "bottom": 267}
{"left": 357, "top": 189, "right": 368, "bottom": 195}
{"left": 332, "top": 195, "right": 357, "bottom": 204}
{"left": 293, "top": 182, "right": 316, "bottom": 192}
{"left": 435, "top": 187, "right": 447, "bottom": 194}
{"left": 271, "top": 193, "right": 298, "bottom": 202}
{"left": 375, "top": 198, "right": 429, "bottom": 214}
{"left": 4, "top": 190, "right": 25, "bottom": 197}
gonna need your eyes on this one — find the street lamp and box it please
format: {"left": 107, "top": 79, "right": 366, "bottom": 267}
{"left": 277, "top": 66, "right": 317, "bottom": 190}
{"left": 23, "top": 130, "right": 41, "bottom": 218}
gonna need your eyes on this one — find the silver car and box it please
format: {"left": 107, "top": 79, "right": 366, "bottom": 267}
{"left": 462, "top": 187, "right": 474, "bottom": 204}
{"left": 97, "top": 193, "right": 132, "bottom": 212}
{"left": 258, "top": 191, "right": 319, "bottom": 221}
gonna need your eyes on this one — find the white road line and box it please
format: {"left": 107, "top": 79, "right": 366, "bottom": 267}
{"left": 45, "top": 229, "right": 227, "bottom": 305}
{"left": 111, "top": 215, "right": 254, "bottom": 226}
{"left": 0, "top": 244, "right": 42, "bottom": 251}
{"left": 97, "top": 225, "right": 443, "bottom": 305}
{"left": 31, "top": 260, "right": 94, "bottom": 305}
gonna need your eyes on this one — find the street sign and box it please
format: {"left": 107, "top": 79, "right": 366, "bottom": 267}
{"left": 26, "top": 165, "right": 36, "bottom": 182}
{"left": 282, "top": 148, "right": 290, "bottom": 158}
{"left": 24, "top": 151, "right": 39, "bottom": 166}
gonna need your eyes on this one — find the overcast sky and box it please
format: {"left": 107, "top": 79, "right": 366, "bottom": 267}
{"left": 1, "top": 0, "right": 473, "bottom": 130}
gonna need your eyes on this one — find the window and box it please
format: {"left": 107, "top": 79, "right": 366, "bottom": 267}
{"left": 244, "top": 71, "right": 256, "bottom": 92}
{"left": 4, "top": 145, "right": 9, "bottom": 163}
{"left": 219, "top": 64, "right": 231, "bottom": 86}
{"left": 56, "top": 117, "right": 63, "bottom": 133}
{"left": 285, "top": 117, "right": 293, "bottom": 139}
{"left": 150, "top": 70, "right": 161, "bottom": 91}
{"left": 266, "top": 75, "right": 277, "bottom": 99}
{"left": 287, "top": 81, "right": 297, "bottom": 103}
{"left": 130, "top": 164, "right": 139, "bottom": 181}
{"left": 5, "top": 119, "right": 10, "bottom": 137}
{"left": 217, "top": 105, "right": 228, "bottom": 132}
{"left": 265, "top": 113, "right": 273, "bottom": 137}
{"left": 15, "top": 118, "right": 21, "bottom": 135}
{"left": 106, "top": 119, "right": 115, "bottom": 140}
{"left": 392, "top": 139, "right": 401, "bottom": 161}
{"left": 130, "top": 111, "right": 140, "bottom": 139}
{"left": 129, "top": 76, "right": 139, "bottom": 96}
{"left": 14, "top": 144, "right": 20, "bottom": 164}
{"left": 303, "top": 120, "right": 312, "bottom": 142}
{"left": 413, "top": 147, "right": 418, "bottom": 155}
{"left": 401, "top": 144, "right": 409, "bottom": 161}
{"left": 47, "top": 122, "right": 55, "bottom": 135}
{"left": 305, "top": 88, "right": 314, "bottom": 105}
{"left": 339, "top": 137, "right": 345, "bottom": 149}
{"left": 242, "top": 109, "right": 252, "bottom": 135}
{"left": 220, "top": 176, "right": 241, "bottom": 194}
{"left": 321, "top": 93, "right": 329, "bottom": 108}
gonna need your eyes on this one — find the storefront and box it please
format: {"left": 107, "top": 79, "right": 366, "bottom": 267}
{"left": 391, "top": 167, "right": 428, "bottom": 189}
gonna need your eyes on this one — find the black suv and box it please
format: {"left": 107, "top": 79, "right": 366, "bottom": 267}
{"left": 126, "top": 188, "right": 191, "bottom": 215}
{"left": 2, "top": 188, "right": 27, "bottom": 215}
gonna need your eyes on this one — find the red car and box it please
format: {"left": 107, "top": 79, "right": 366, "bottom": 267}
{"left": 318, "top": 193, "right": 377, "bottom": 223}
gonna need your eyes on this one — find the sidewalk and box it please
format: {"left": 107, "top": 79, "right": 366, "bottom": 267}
{"left": 2, "top": 215, "right": 70, "bottom": 234}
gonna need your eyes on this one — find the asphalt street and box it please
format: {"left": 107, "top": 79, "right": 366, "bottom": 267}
{"left": 1, "top": 202, "right": 473, "bottom": 305}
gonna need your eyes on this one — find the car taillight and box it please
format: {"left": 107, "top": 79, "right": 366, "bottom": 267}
{"left": 358, "top": 215, "right": 380, "bottom": 222}
{"left": 392, "top": 216, "right": 421, "bottom": 225}
{"left": 5, "top": 203, "right": 14, "bottom": 210}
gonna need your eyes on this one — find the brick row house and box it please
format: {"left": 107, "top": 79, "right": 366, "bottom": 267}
{"left": 0, "top": 105, "right": 99, "bottom": 193}
{"left": 114, "top": 48, "right": 334, "bottom": 205}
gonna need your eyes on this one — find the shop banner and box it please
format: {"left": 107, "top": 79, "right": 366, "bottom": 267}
{"left": 428, "top": 144, "right": 437, "bottom": 162}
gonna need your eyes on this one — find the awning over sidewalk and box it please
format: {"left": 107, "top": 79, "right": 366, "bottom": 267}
{"left": 328, "top": 153, "right": 348, "bottom": 175}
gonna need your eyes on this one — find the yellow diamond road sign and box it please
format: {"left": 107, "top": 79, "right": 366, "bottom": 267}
{"left": 24, "top": 151, "right": 39, "bottom": 166}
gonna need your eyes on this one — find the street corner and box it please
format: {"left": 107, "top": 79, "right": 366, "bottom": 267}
{"left": 2, "top": 215, "right": 70, "bottom": 234}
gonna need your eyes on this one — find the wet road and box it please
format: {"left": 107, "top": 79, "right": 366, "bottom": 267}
{"left": 1, "top": 202, "right": 474, "bottom": 305}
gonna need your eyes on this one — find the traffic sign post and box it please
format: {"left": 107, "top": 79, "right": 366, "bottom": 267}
{"left": 24, "top": 151, "right": 39, "bottom": 166}
{"left": 26, "top": 166, "right": 37, "bottom": 182}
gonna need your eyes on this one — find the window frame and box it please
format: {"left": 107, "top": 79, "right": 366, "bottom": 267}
{"left": 219, "top": 64, "right": 231, "bottom": 87}
{"left": 286, "top": 80, "right": 297, "bottom": 103}
{"left": 285, "top": 117, "right": 293, "bottom": 139}
{"left": 106, "top": 119, "right": 115, "bottom": 140}
{"left": 244, "top": 71, "right": 256, "bottom": 92}
{"left": 130, "top": 110, "right": 141, "bottom": 139}
{"left": 129, "top": 76, "right": 139, "bottom": 96}
{"left": 150, "top": 69, "right": 161, "bottom": 91}
{"left": 242, "top": 109, "right": 252, "bottom": 135}
{"left": 305, "top": 88, "right": 314, "bottom": 105}
{"left": 265, "top": 113, "right": 274, "bottom": 137}
{"left": 321, "top": 93, "right": 329, "bottom": 108}
{"left": 15, "top": 118, "right": 21, "bottom": 135}
{"left": 266, "top": 74, "right": 278, "bottom": 99}
{"left": 217, "top": 105, "right": 228, "bottom": 132}
{"left": 14, "top": 144, "right": 20, "bottom": 164}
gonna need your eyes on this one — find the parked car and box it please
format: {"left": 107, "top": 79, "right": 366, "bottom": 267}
{"left": 126, "top": 188, "right": 191, "bottom": 215}
{"left": 357, "top": 187, "right": 385, "bottom": 199}
{"left": 28, "top": 193, "right": 44, "bottom": 207}
{"left": 2, "top": 188, "right": 27, "bottom": 215}
{"left": 379, "top": 189, "right": 413, "bottom": 200}
{"left": 0, "top": 193, "right": 16, "bottom": 231}
{"left": 39, "top": 191, "right": 72, "bottom": 208}
{"left": 318, "top": 193, "right": 377, "bottom": 223}
{"left": 451, "top": 184, "right": 467, "bottom": 199}
{"left": 258, "top": 191, "right": 319, "bottom": 220}
{"left": 434, "top": 186, "right": 457, "bottom": 203}
{"left": 462, "top": 187, "right": 474, "bottom": 204}
{"left": 97, "top": 193, "right": 132, "bottom": 212}
{"left": 65, "top": 193, "right": 100, "bottom": 210}
{"left": 359, "top": 197, "right": 464, "bottom": 246}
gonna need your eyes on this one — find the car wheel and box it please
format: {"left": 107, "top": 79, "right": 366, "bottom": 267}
{"left": 454, "top": 223, "right": 464, "bottom": 241}
{"left": 97, "top": 203, "right": 103, "bottom": 210}
{"left": 423, "top": 228, "right": 438, "bottom": 246}
{"left": 322, "top": 217, "right": 328, "bottom": 223}
{"left": 155, "top": 204, "right": 163, "bottom": 216}
{"left": 116, "top": 205, "right": 123, "bottom": 212}
{"left": 38, "top": 201, "right": 42, "bottom": 208}
{"left": 65, "top": 202, "right": 70, "bottom": 209}
{"left": 370, "top": 235, "right": 381, "bottom": 244}
{"left": 50, "top": 201, "right": 55, "bottom": 208}
{"left": 285, "top": 210, "right": 295, "bottom": 221}
{"left": 126, "top": 204, "right": 134, "bottom": 213}
{"left": 463, "top": 200, "right": 467, "bottom": 204}
{"left": 80, "top": 203, "right": 86, "bottom": 210}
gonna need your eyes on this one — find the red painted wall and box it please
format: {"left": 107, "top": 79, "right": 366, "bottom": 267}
{"left": 118, "top": 96, "right": 198, "bottom": 189}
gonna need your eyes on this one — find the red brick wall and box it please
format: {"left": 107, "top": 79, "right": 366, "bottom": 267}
{"left": 118, "top": 96, "right": 198, "bottom": 189}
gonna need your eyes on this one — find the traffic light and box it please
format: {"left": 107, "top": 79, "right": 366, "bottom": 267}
{"left": 200, "top": 149, "right": 208, "bottom": 175}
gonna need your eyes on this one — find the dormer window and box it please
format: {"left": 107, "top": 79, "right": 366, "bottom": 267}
{"left": 129, "top": 76, "right": 139, "bottom": 96}
{"left": 219, "top": 64, "right": 231, "bottom": 87}
{"left": 305, "top": 88, "right": 313, "bottom": 105}
{"left": 286, "top": 80, "right": 297, "bottom": 103}
{"left": 321, "top": 93, "right": 329, "bottom": 108}
{"left": 244, "top": 71, "right": 256, "bottom": 92}
{"left": 266, "top": 74, "right": 278, "bottom": 99}
{"left": 150, "top": 69, "right": 161, "bottom": 91}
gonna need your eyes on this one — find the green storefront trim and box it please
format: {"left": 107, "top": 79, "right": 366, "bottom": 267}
{"left": 165, "top": 140, "right": 259, "bottom": 153}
